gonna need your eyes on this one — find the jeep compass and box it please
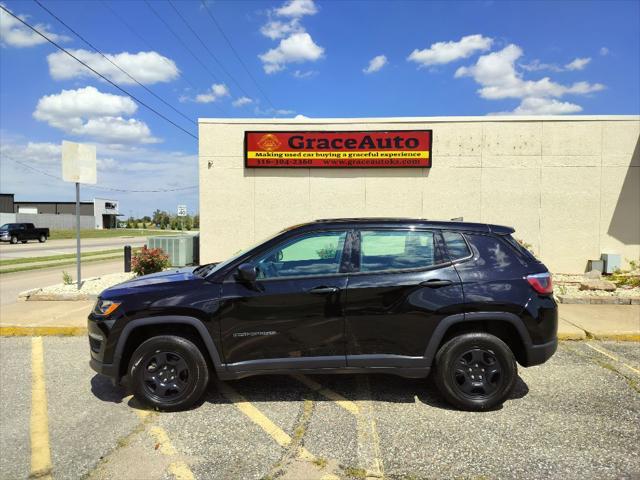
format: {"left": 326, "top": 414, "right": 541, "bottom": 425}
{"left": 88, "top": 219, "right": 557, "bottom": 411}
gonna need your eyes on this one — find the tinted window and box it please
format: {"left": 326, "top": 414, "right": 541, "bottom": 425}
{"left": 360, "top": 230, "right": 435, "bottom": 272}
{"left": 255, "top": 231, "right": 347, "bottom": 279}
{"left": 443, "top": 231, "right": 471, "bottom": 260}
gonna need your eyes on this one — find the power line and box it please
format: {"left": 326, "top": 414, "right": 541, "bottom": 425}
{"left": 99, "top": 0, "right": 198, "bottom": 90}
{"left": 33, "top": 0, "right": 195, "bottom": 127}
{"left": 167, "top": 0, "right": 255, "bottom": 102}
{"left": 199, "top": 0, "right": 276, "bottom": 110}
{"left": 0, "top": 4, "right": 197, "bottom": 140}
{"left": 10, "top": 159, "right": 197, "bottom": 193}
{"left": 143, "top": 0, "right": 222, "bottom": 85}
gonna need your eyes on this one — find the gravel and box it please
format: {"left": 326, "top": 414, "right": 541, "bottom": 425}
{"left": 20, "top": 272, "right": 135, "bottom": 300}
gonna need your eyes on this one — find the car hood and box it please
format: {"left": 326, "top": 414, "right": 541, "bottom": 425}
{"left": 102, "top": 266, "right": 199, "bottom": 297}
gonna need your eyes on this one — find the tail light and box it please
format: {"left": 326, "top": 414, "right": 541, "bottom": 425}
{"left": 526, "top": 272, "right": 553, "bottom": 294}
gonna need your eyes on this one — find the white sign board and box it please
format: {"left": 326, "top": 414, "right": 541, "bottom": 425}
{"left": 62, "top": 141, "right": 97, "bottom": 184}
{"left": 177, "top": 205, "right": 187, "bottom": 217}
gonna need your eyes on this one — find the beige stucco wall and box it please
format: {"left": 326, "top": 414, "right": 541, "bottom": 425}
{"left": 198, "top": 116, "right": 640, "bottom": 273}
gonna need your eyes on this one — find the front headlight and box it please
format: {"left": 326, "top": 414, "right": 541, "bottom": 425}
{"left": 93, "top": 299, "right": 121, "bottom": 317}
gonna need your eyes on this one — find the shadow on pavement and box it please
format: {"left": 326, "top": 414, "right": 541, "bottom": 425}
{"left": 91, "top": 371, "right": 530, "bottom": 412}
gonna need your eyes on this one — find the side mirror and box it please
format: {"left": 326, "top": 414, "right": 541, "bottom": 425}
{"left": 236, "top": 263, "right": 257, "bottom": 284}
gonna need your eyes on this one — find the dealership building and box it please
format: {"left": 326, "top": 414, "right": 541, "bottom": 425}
{"left": 198, "top": 115, "right": 639, "bottom": 273}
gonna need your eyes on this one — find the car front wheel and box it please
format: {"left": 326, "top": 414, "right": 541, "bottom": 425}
{"left": 129, "top": 335, "right": 210, "bottom": 411}
{"left": 10, "top": 236, "right": 17, "bottom": 244}
{"left": 434, "top": 332, "right": 517, "bottom": 411}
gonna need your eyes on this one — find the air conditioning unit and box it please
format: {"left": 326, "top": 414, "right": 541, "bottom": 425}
{"left": 147, "top": 235, "right": 194, "bottom": 267}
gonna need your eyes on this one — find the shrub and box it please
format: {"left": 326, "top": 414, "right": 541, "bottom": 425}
{"left": 62, "top": 271, "right": 73, "bottom": 285}
{"left": 610, "top": 259, "right": 640, "bottom": 288}
{"left": 131, "top": 246, "right": 170, "bottom": 276}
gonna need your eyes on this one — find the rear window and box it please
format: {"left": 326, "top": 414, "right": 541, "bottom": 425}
{"left": 442, "top": 231, "right": 471, "bottom": 261}
{"left": 360, "top": 230, "right": 436, "bottom": 272}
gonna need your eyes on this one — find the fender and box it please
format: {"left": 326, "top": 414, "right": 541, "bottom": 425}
{"left": 423, "top": 312, "right": 533, "bottom": 365}
{"left": 112, "top": 315, "right": 224, "bottom": 375}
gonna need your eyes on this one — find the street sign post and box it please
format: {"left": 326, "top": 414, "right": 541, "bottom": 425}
{"left": 62, "top": 141, "right": 97, "bottom": 289}
{"left": 177, "top": 205, "right": 187, "bottom": 231}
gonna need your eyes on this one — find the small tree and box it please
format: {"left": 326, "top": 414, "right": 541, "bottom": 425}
{"left": 131, "top": 246, "right": 170, "bottom": 276}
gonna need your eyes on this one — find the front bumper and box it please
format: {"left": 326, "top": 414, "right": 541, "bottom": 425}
{"left": 88, "top": 315, "right": 119, "bottom": 381}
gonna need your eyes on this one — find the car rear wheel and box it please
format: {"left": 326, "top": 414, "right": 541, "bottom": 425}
{"left": 129, "top": 335, "right": 210, "bottom": 412}
{"left": 434, "top": 332, "right": 517, "bottom": 411}
{"left": 39, "top": 235, "right": 46, "bottom": 243}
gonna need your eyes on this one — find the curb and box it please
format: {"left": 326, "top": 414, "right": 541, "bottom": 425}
{"left": 0, "top": 326, "right": 87, "bottom": 336}
{"left": 557, "top": 295, "right": 640, "bottom": 305}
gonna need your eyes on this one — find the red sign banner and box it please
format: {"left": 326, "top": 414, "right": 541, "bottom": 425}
{"left": 244, "top": 130, "right": 432, "bottom": 168}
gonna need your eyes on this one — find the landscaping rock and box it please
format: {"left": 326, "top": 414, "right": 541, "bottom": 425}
{"left": 584, "top": 269, "right": 602, "bottom": 279}
{"left": 579, "top": 279, "right": 617, "bottom": 292}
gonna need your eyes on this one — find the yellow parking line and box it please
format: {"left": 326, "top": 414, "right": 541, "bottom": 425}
{"left": 30, "top": 337, "right": 52, "bottom": 480}
{"left": 216, "top": 380, "right": 315, "bottom": 461}
{"left": 355, "top": 376, "right": 384, "bottom": 479}
{"left": 585, "top": 342, "right": 640, "bottom": 374}
{"left": 124, "top": 396, "right": 195, "bottom": 480}
{"left": 291, "top": 374, "right": 360, "bottom": 415}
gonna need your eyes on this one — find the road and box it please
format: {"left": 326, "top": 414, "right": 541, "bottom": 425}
{"left": 0, "top": 259, "right": 123, "bottom": 306}
{"left": 0, "top": 338, "right": 638, "bottom": 480}
{"left": 0, "top": 237, "right": 148, "bottom": 260}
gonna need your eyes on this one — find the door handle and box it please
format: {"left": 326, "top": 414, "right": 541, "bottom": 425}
{"left": 420, "top": 279, "right": 453, "bottom": 288}
{"left": 309, "top": 286, "right": 339, "bottom": 294}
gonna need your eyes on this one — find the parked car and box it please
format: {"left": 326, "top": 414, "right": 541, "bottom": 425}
{"left": 0, "top": 223, "right": 49, "bottom": 244}
{"left": 88, "top": 218, "right": 557, "bottom": 411}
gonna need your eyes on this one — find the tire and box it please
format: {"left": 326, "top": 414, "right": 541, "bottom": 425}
{"left": 10, "top": 236, "right": 17, "bottom": 244}
{"left": 129, "top": 335, "right": 210, "bottom": 412}
{"left": 434, "top": 332, "right": 517, "bottom": 411}
{"left": 21, "top": 240, "right": 27, "bottom": 244}
{"left": 39, "top": 235, "right": 46, "bottom": 243}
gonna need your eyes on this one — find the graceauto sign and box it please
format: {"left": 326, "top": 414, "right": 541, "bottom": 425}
{"left": 244, "top": 130, "right": 432, "bottom": 168}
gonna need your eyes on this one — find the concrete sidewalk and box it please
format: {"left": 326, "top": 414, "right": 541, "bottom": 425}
{"left": 0, "top": 301, "right": 638, "bottom": 340}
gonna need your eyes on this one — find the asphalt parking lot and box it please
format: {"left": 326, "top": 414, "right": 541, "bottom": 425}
{"left": 1, "top": 338, "right": 638, "bottom": 480}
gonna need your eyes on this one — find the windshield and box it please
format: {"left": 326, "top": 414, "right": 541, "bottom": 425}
{"left": 0, "top": 224, "right": 12, "bottom": 230}
{"left": 195, "top": 229, "right": 287, "bottom": 278}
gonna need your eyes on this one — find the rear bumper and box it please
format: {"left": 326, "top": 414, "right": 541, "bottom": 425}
{"left": 524, "top": 337, "right": 558, "bottom": 367}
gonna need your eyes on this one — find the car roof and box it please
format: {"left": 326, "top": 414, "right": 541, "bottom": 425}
{"left": 300, "top": 218, "right": 515, "bottom": 234}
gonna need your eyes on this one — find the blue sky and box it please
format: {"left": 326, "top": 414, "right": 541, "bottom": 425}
{"left": 1, "top": 0, "right": 638, "bottom": 217}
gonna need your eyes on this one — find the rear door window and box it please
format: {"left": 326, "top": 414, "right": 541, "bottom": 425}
{"left": 359, "top": 230, "right": 436, "bottom": 272}
{"left": 442, "top": 231, "right": 471, "bottom": 261}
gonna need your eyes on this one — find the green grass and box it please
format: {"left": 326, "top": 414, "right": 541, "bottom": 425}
{"left": 0, "top": 254, "right": 124, "bottom": 274}
{"left": 48, "top": 229, "right": 181, "bottom": 240}
{"left": 0, "top": 248, "right": 123, "bottom": 266}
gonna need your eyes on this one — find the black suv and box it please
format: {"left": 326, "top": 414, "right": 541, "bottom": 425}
{"left": 88, "top": 219, "right": 557, "bottom": 411}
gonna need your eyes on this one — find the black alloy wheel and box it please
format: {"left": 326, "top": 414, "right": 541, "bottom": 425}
{"left": 142, "top": 351, "right": 191, "bottom": 402}
{"left": 452, "top": 348, "right": 502, "bottom": 398}
{"left": 434, "top": 332, "right": 517, "bottom": 411}
{"left": 129, "top": 335, "right": 210, "bottom": 411}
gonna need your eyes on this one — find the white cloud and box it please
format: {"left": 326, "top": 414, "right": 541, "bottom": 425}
{"left": 520, "top": 59, "right": 563, "bottom": 73}
{"left": 193, "top": 83, "right": 230, "bottom": 103}
{"left": 599, "top": 47, "right": 609, "bottom": 56}
{"left": 455, "top": 44, "right": 604, "bottom": 101}
{"left": 260, "top": 19, "right": 304, "bottom": 40}
{"left": 408, "top": 34, "right": 493, "bottom": 67}
{"left": 275, "top": 0, "right": 318, "bottom": 18}
{"left": 232, "top": 96, "right": 253, "bottom": 107}
{"left": 254, "top": 106, "right": 296, "bottom": 116}
{"left": 47, "top": 49, "right": 179, "bottom": 85}
{"left": 33, "top": 86, "right": 159, "bottom": 144}
{"left": 259, "top": 32, "right": 324, "bottom": 74}
{"left": 494, "top": 98, "right": 583, "bottom": 115}
{"left": 363, "top": 55, "right": 387, "bottom": 74}
{"left": 0, "top": 3, "right": 69, "bottom": 47}
{"left": 565, "top": 57, "right": 591, "bottom": 71}
{"left": 293, "top": 69, "right": 317, "bottom": 79}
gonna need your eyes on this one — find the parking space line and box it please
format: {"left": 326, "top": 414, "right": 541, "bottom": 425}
{"left": 216, "top": 380, "right": 315, "bottom": 461}
{"left": 585, "top": 342, "right": 640, "bottom": 375}
{"left": 30, "top": 337, "right": 52, "bottom": 480}
{"left": 291, "top": 374, "right": 360, "bottom": 415}
{"left": 355, "top": 376, "right": 384, "bottom": 479}
{"left": 123, "top": 396, "right": 196, "bottom": 480}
